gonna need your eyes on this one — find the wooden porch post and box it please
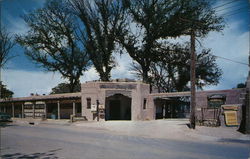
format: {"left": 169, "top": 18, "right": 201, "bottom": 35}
{"left": 12, "top": 103, "right": 15, "bottom": 117}
{"left": 21, "top": 103, "right": 24, "bottom": 118}
{"left": 32, "top": 102, "right": 35, "bottom": 118}
{"left": 57, "top": 101, "right": 60, "bottom": 120}
{"left": 73, "top": 101, "right": 76, "bottom": 116}
{"left": 44, "top": 102, "right": 47, "bottom": 119}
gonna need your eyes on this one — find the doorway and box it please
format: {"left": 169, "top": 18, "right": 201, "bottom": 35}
{"left": 154, "top": 97, "right": 190, "bottom": 119}
{"left": 109, "top": 100, "right": 121, "bottom": 120}
{"left": 105, "top": 94, "right": 131, "bottom": 120}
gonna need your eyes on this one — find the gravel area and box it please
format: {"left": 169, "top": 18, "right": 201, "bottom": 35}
{"left": 11, "top": 118, "right": 250, "bottom": 142}
{"left": 73, "top": 119, "right": 250, "bottom": 142}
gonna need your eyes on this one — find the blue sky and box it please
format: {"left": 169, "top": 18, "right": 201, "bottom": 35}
{"left": 2, "top": 0, "right": 250, "bottom": 97}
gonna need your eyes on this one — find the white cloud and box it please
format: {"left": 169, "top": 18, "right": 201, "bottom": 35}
{"left": 81, "top": 53, "right": 135, "bottom": 82}
{"left": 2, "top": 55, "right": 135, "bottom": 97}
{"left": 4, "top": 12, "right": 29, "bottom": 35}
{"left": 111, "top": 53, "right": 134, "bottom": 79}
{"left": 203, "top": 21, "right": 249, "bottom": 90}
{"left": 2, "top": 69, "right": 64, "bottom": 97}
{"left": 81, "top": 67, "right": 99, "bottom": 82}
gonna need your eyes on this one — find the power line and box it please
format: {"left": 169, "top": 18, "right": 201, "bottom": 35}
{"left": 214, "top": 55, "right": 249, "bottom": 66}
{"left": 222, "top": 6, "right": 249, "bottom": 16}
{"left": 213, "top": 0, "right": 240, "bottom": 9}
{"left": 215, "top": 3, "right": 246, "bottom": 12}
{"left": 223, "top": 9, "right": 249, "bottom": 17}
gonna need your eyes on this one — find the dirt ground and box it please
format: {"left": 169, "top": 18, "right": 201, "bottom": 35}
{"left": 12, "top": 118, "right": 250, "bottom": 142}
{"left": 72, "top": 119, "right": 250, "bottom": 142}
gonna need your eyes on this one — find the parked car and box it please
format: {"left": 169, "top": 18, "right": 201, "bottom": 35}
{"left": 0, "top": 112, "right": 11, "bottom": 121}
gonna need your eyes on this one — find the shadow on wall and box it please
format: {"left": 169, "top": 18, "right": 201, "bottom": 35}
{"left": 1, "top": 148, "right": 62, "bottom": 159}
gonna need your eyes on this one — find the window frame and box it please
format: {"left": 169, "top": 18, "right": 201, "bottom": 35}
{"left": 86, "top": 98, "right": 91, "bottom": 109}
{"left": 143, "top": 98, "right": 147, "bottom": 110}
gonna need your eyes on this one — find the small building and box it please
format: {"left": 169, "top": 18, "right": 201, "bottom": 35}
{"left": 81, "top": 81, "right": 150, "bottom": 121}
{"left": 0, "top": 80, "right": 246, "bottom": 126}
{"left": 0, "top": 93, "right": 81, "bottom": 120}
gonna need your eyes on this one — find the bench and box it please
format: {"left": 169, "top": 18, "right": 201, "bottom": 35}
{"left": 70, "top": 115, "right": 87, "bottom": 122}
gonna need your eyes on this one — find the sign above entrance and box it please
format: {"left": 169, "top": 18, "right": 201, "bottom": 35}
{"left": 100, "top": 84, "right": 136, "bottom": 89}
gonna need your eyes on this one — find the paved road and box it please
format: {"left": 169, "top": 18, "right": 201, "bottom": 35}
{"left": 0, "top": 123, "right": 249, "bottom": 159}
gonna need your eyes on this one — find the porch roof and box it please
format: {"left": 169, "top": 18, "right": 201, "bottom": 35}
{"left": 0, "top": 92, "right": 81, "bottom": 103}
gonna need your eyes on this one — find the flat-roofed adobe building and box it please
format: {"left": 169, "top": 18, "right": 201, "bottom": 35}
{"left": 0, "top": 80, "right": 246, "bottom": 126}
{"left": 81, "top": 81, "right": 150, "bottom": 121}
{"left": 0, "top": 93, "right": 81, "bottom": 120}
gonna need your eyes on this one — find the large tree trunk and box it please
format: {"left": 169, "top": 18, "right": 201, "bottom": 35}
{"left": 141, "top": 66, "right": 149, "bottom": 83}
{"left": 69, "top": 82, "right": 75, "bottom": 93}
{"left": 99, "top": 71, "right": 110, "bottom": 81}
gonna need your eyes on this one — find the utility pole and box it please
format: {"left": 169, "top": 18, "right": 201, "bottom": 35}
{"left": 179, "top": 17, "right": 197, "bottom": 129}
{"left": 0, "top": 0, "right": 2, "bottom": 100}
{"left": 190, "top": 28, "right": 196, "bottom": 129}
{"left": 0, "top": 1, "right": 2, "bottom": 158}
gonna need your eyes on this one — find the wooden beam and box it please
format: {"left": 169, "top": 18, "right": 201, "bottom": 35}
{"left": 57, "top": 101, "right": 60, "bottom": 120}
{"left": 22, "top": 103, "right": 24, "bottom": 118}
{"left": 44, "top": 102, "right": 47, "bottom": 119}
{"left": 73, "top": 102, "right": 76, "bottom": 116}
{"left": 32, "top": 102, "right": 35, "bottom": 118}
{"left": 12, "top": 103, "right": 15, "bottom": 117}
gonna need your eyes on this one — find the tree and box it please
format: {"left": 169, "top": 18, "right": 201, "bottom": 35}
{"left": 50, "top": 82, "right": 81, "bottom": 94}
{"left": 0, "top": 28, "right": 15, "bottom": 69}
{"left": 236, "top": 83, "right": 246, "bottom": 88}
{"left": 16, "top": 0, "right": 90, "bottom": 92}
{"left": 177, "top": 0, "right": 224, "bottom": 129}
{"left": 0, "top": 83, "right": 14, "bottom": 99}
{"left": 0, "top": 28, "right": 15, "bottom": 98}
{"left": 132, "top": 43, "right": 222, "bottom": 93}
{"left": 70, "top": 0, "right": 126, "bottom": 81}
{"left": 118, "top": 0, "right": 224, "bottom": 84}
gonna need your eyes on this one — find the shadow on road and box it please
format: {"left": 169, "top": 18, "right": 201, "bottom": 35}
{"left": 218, "top": 138, "right": 250, "bottom": 145}
{"left": 1, "top": 148, "right": 62, "bottom": 159}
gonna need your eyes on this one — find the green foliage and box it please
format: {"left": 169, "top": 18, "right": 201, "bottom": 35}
{"left": 0, "top": 83, "right": 14, "bottom": 98}
{"left": 16, "top": 0, "right": 90, "bottom": 92}
{"left": 118, "top": 0, "right": 224, "bottom": 83}
{"left": 70, "top": 0, "right": 126, "bottom": 81}
{"left": 50, "top": 82, "right": 81, "bottom": 94}
{"left": 0, "top": 28, "right": 15, "bottom": 68}
{"left": 236, "top": 83, "right": 246, "bottom": 88}
{"left": 131, "top": 43, "right": 222, "bottom": 92}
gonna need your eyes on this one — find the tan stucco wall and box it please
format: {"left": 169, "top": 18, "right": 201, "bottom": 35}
{"left": 81, "top": 82, "right": 150, "bottom": 121}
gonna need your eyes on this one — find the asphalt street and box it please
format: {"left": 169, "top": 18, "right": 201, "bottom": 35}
{"left": 0, "top": 123, "right": 249, "bottom": 159}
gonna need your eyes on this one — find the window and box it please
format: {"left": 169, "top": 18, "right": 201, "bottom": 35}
{"left": 87, "top": 98, "right": 91, "bottom": 109}
{"left": 143, "top": 98, "right": 147, "bottom": 109}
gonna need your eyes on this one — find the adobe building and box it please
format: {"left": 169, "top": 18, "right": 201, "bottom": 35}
{"left": 81, "top": 81, "right": 150, "bottom": 121}
{"left": 0, "top": 79, "right": 247, "bottom": 127}
{"left": 0, "top": 93, "right": 81, "bottom": 120}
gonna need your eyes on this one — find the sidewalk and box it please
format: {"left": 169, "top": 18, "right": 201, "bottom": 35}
{"left": 11, "top": 118, "right": 250, "bottom": 143}
{"left": 73, "top": 119, "right": 250, "bottom": 143}
{"left": 12, "top": 118, "right": 71, "bottom": 126}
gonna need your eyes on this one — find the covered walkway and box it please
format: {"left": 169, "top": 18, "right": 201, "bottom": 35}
{"left": 0, "top": 93, "right": 82, "bottom": 120}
